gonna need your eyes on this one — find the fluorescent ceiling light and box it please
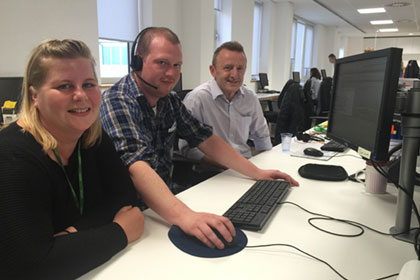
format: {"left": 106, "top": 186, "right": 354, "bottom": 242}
{"left": 379, "top": 28, "right": 399, "bottom": 32}
{"left": 370, "top": 20, "right": 393, "bottom": 25}
{"left": 357, "top": 8, "right": 386, "bottom": 14}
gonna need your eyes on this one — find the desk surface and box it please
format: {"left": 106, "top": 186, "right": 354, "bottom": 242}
{"left": 80, "top": 140, "right": 419, "bottom": 280}
{"left": 257, "top": 93, "right": 279, "bottom": 101}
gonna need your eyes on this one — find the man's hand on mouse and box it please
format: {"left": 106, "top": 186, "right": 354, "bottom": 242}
{"left": 176, "top": 211, "right": 235, "bottom": 249}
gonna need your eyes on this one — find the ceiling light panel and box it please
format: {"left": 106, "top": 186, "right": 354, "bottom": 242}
{"left": 379, "top": 28, "right": 399, "bottom": 32}
{"left": 357, "top": 8, "right": 386, "bottom": 14}
{"left": 370, "top": 20, "right": 394, "bottom": 25}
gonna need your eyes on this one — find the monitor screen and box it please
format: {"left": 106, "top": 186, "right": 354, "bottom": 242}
{"left": 327, "top": 48, "right": 402, "bottom": 161}
{"left": 259, "top": 73, "right": 269, "bottom": 89}
{"left": 321, "top": 69, "right": 327, "bottom": 79}
{"left": 292, "top": 72, "right": 300, "bottom": 82}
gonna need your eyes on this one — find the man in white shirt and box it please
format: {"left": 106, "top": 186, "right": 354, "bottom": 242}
{"left": 179, "top": 41, "right": 272, "bottom": 162}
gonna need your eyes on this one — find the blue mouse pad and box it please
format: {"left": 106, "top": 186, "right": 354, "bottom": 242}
{"left": 168, "top": 225, "right": 247, "bottom": 258}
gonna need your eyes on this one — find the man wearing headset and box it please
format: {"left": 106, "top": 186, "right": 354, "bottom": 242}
{"left": 100, "top": 27, "right": 298, "bottom": 249}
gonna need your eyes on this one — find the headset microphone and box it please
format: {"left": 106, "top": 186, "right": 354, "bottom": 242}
{"left": 134, "top": 71, "right": 158, "bottom": 90}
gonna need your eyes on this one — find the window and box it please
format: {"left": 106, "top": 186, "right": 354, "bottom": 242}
{"left": 98, "top": 38, "right": 130, "bottom": 83}
{"left": 251, "top": 2, "right": 263, "bottom": 76}
{"left": 290, "top": 19, "right": 314, "bottom": 81}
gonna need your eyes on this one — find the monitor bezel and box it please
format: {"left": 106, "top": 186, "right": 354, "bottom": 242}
{"left": 326, "top": 48, "right": 402, "bottom": 161}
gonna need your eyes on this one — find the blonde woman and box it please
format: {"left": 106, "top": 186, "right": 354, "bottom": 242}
{"left": 0, "top": 39, "right": 144, "bottom": 279}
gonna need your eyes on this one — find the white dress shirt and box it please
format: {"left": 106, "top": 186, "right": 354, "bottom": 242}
{"left": 179, "top": 79, "right": 272, "bottom": 160}
{"left": 310, "top": 77, "right": 322, "bottom": 100}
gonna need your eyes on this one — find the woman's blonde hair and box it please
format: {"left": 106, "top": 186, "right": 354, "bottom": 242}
{"left": 18, "top": 39, "right": 101, "bottom": 151}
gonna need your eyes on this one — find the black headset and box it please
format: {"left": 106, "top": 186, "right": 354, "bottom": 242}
{"left": 130, "top": 27, "right": 159, "bottom": 89}
{"left": 130, "top": 27, "right": 154, "bottom": 72}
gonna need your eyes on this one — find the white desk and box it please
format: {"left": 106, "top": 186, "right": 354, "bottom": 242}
{"left": 80, "top": 140, "right": 419, "bottom": 280}
{"left": 257, "top": 93, "right": 279, "bottom": 102}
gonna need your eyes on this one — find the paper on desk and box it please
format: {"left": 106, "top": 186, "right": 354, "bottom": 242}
{"left": 290, "top": 149, "right": 337, "bottom": 161}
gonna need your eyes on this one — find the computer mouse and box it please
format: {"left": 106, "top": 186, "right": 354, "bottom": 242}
{"left": 211, "top": 227, "right": 237, "bottom": 248}
{"left": 304, "top": 147, "right": 324, "bottom": 157}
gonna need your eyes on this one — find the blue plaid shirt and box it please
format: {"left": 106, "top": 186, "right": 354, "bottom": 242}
{"left": 100, "top": 73, "right": 213, "bottom": 188}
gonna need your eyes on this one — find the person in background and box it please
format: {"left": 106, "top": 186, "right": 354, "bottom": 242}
{"left": 328, "top": 53, "right": 336, "bottom": 64}
{"left": 404, "top": 60, "right": 419, "bottom": 78}
{"left": 308, "top": 67, "right": 322, "bottom": 101}
{"left": 0, "top": 39, "right": 144, "bottom": 279}
{"left": 179, "top": 41, "right": 272, "bottom": 162}
{"left": 100, "top": 27, "right": 299, "bottom": 250}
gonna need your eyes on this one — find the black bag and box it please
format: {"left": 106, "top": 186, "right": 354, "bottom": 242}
{"left": 298, "top": 163, "right": 348, "bottom": 181}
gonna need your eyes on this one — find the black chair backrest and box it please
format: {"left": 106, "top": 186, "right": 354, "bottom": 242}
{"left": 274, "top": 83, "right": 313, "bottom": 145}
{"left": 176, "top": 89, "right": 192, "bottom": 101}
{"left": 277, "top": 79, "right": 298, "bottom": 108}
{"left": 316, "top": 77, "right": 332, "bottom": 115}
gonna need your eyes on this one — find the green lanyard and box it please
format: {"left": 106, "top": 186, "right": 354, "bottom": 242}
{"left": 52, "top": 141, "right": 84, "bottom": 215}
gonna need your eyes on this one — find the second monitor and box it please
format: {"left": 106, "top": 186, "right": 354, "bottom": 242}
{"left": 292, "top": 72, "right": 300, "bottom": 82}
{"left": 258, "top": 73, "right": 269, "bottom": 90}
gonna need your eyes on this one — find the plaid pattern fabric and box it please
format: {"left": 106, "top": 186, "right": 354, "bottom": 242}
{"left": 100, "top": 73, "right": 213, "bottom": 189}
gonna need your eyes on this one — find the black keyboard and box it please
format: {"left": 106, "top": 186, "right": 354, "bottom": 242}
{"left": 320, "top": 140, "right": 347, "bottom": 152}
{"left": 223, "top": 180, "right": 290, "bottom": 231}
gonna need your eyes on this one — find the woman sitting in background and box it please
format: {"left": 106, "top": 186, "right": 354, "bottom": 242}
{"left": 0, "top": 39, "right": 144, "bottom": 279}
{"left": 308, "top": 67, "right": 322, "bottom": 101}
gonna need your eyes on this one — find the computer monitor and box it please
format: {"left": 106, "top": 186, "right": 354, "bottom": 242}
{"left": 292, "top": 72, "right": 300, "bottom": 82}
{"left": 258, "top": 73, "right": 269, "bottom": 89}
{"left": 321, "top": 69, "right": 327, "bottom": 79}
{"left": 327, "top": 48, "right": 402, "bottom": 161}
{"left": 0, "top": 77, "right": 23, "bottom": 123}
{"left": 173, "top": 73, "right": 182, "bottom": 92}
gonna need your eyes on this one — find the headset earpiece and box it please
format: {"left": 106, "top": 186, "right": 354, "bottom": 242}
{"left": 131, "top": 55, "right": 143, "bottom": 72}
{"left": 130, "top": 27, "right": 153, "bottom": 72}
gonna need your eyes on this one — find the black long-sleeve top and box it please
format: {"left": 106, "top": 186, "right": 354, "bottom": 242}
{"left": 0, "top": 122, "right": 138, "bottom": 279}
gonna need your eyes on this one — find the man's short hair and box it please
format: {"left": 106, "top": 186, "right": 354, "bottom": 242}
{"left": 137, "top": 27, "right": 180, "bottom": 58}
{"left": 328, "top": 53, "right": 336, "bottom": 59}
{"left": 212, "top": 41, "right": 246, "bottom": 66}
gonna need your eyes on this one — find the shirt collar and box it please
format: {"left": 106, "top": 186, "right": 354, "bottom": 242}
{"left": 209, "top": 78, "right": 244, "bottom": 101}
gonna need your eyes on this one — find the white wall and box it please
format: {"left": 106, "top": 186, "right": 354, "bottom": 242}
{"left": 364, "top": 36, "right": 420, "bottom": 65}
{"left": 344, "top": 36, "right": 364, "bottom": 57}
{"left": 270, "top": 1, "right": 294, "bottom": 90}
{"left": 0, "top": 0, "right": 99, "bottom": 77}
{"left": 180, "top": 0, "right": 214, "bottom": 89}
{"left": 312, "top": 24, "right": 329, "bottom": 74}
{"left": 231, "top": 0, "right": 255, "bottom": 85}
{"left": 140, "top": 0, "right": 183, "bottom": 36}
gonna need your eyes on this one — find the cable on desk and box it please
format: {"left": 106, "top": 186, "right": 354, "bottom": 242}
{"left": 348, "top": 168, "right": 365, "bottom": 183}
{"left": 245, "top": 243, "right": 399, "bottom": 280}
{"left": 245, "top": 243, "right": 348, "bottom": 280}
{"left": 334, "top": 154, "right": 364, "bottom": 159}
{"left": 374, "top": 273, "right": 400, "bottom": 280}
{"left": 280, "top": 201, "right": 419, "bottom": 238}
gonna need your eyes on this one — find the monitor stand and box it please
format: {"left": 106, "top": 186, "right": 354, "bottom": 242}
{"left": 390, "top": 81, "right": 420, "bottom": 244}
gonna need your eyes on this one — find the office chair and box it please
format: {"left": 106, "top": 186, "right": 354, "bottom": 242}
{"left": 310, "top": 77, "right": 332, "bottom": 126}
{"left": 172, "top": 135, "right": 224, "bottom": 190}
{"left": 263, "top": 79, "right": 298, "bottom": 124}
{"left": 175, "top": 89, "right": 192, "bottom": 101}
{"left": 273, "top": 82, "right": 313, "bottom": 145}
